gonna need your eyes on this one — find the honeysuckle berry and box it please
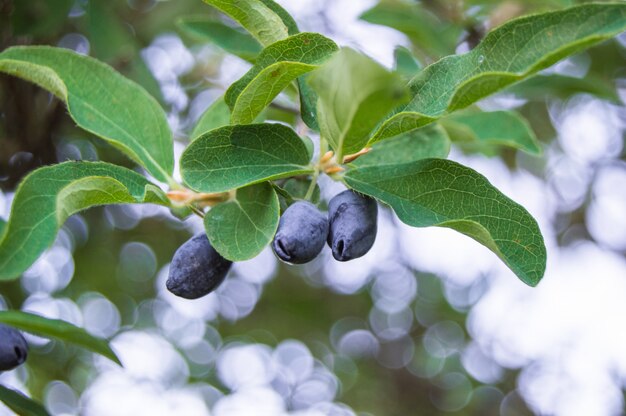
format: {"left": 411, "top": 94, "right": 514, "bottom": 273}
{"left": 272, "top": 201, "right": 329, "bottom": 264}
{"left": 0, "top": 324, "right": 28, "bottom": 372}
{"left": 327, "top": 190, "right": 377, "bottom": 261}
{"left": 166, "top": 233, "right": 232, "bottom": 299}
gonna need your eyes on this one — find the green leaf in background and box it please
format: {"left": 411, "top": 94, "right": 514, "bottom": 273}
{"left": 0, "top": 219, "right": 5, "bottom": 238}
{"left": 0, "top": 46, "right": 174, "bottom": 184}
{"left": 352, "top": 124, "right": 450, "bottom": 168}
{"left": 344, "top": 159, "right": 546, "bottom": 286}
{"left": 506, "top": 74, "right": 621, "bottom": 103}
{"left": 0, "top": 385, "right": 49, "bottom": 416}
{"left": 274, "top": 178, "right": 322, "bottom": 214}
{"left": 181, "top": 124, "right": 313, "bottom": 193}
{"left": 176, "top": 17, "right": 263, "bottom": 62}
{"left": 309, "top": 48, "right": 409, "bottom": 158}
{"left": 371, "top": 3, "right": 626, "bottom": 142}
{"left": 282, "top": 178, "right": 321, "bottom": 204}
{"left": 202, "top": 0, "right": 289, "bottom": 46}
{"left": 394, "top": 46, "right": 422, "bottom": 80}
{"left": 0, "top": 310, "right": 121, "bottom": 365}
{"left": 360, "top": 1, "right": 461, "bottom": 59}
{"left": 205, "top": 182, "right": 279, "bottom": 261}
{"left": 11, "top": 0, "right": 73, "bottom": 38}
{"left": 0, "top": 162, "right": 168, "bottom": 280}
{"left": 441, "top": 111, "right": 541, "bottom": 155}
{"left": 191, "top": 96, "right": 231, "bottom": 140}
{"left": 88, "top": 0, "right": 134, "bottom": 63}
{"left": 225, "top": 33, "right": 338, "bottom": 122}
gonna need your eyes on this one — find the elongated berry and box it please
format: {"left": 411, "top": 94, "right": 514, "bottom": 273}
{"left": 0, "top": 324, "right": 28, "bottom": 371}
{"left": 272, "top": 201, "right": 328, "bottom": 264}
{"left": 328, "top": 190, "right": 377, "bottom": 261}
{"left": 167, "top": 233, "right": 232, "bottom": 299}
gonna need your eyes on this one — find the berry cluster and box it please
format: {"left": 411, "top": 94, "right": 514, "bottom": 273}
{"left": 167, "top": 190, "right": 377, "bottom": 299}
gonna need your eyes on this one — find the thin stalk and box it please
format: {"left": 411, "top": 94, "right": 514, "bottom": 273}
{"left": 188, "top": 205, "right": 205, "bottom": 219}
{"left": 305, "top": 136, "right": 329, "bottom": 201}
{"left": 304, "top": 169, "right": 320, "bottom": 201}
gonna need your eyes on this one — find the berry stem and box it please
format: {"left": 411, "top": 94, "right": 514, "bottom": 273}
{"left": 305, "top": 135, "right": 329, "bottom": 201}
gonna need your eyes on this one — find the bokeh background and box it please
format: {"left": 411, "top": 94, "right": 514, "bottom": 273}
{"left": 1, "top": 0, "right": 626, "bottom": 415}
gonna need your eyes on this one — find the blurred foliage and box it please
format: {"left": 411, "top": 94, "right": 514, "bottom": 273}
{"left": 0, "top": 0, "right": 624, "bottom": 415}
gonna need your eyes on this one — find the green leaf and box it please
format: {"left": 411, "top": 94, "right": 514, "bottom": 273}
{"left": 506, "top": 73, "right": 621, "bottom": 103}
{"left": 371, "top": 3, "right": 626, "bottom": 142}
{"left": 360, "top": 1, "right": 461, "bottom": 58}
{"left": 344, "top": 159, "right": 546, "bottom": 286}
{"left": 253, "top": 1, "right": 326, "bottom": 129}
{"left": 282, "top": 178, "right": 320, "bottom": 203}
{"left": 0, "top": 162, "right": 168, "bottom": 280}
{"left": 0, "top": 218, "right": 5, "bottom": 238}
{"left": 298, "top": 77, "right": 321, "bottom": 131}
{"left": 202, "top": 0, "right": 290, "bottom": 46}
{"left": 191, "top": 96, "right": 231, "bottom": 140}
{"left": 232, "top": 61, "right": 318, "bottom": 124}
{"left": 0, "top": 310, "right": 121, "bottom": 365}
{"left": 352, "top": 124, "right": 450, "bottom": 168}
{"left": 258, "top": 0, "right": 299, "bottom": 35}
{"left": 308, "top": 48, "right": 409, "bottom": 157}
{"left": 12, "top": 0, "right": 73, "bottom": 38}
{"left": 442, "top": 111, "right": 541, "bottom": 155}
{"left": 176, "top": 17, "right": 262, "bottom": 62}
{"left": 197, "top": 1, "right": 326, "bottom": 130}
{"left": 274, "top": 178, "right": 321, "bottom": 213}
{"left": 0, "top": 385, "right": 49, "bottom": 416}
{"left": 394, "top": 46, "right": 422, "bottom": 80}
{"left": 87, "top": 1, "right": 163, "bottom": 102}
{"left": 225, "top": 33, "right": 338, "bottom": 120}
{"left": 0, "top": 46, "right": 174, "bottom": 183}
{"left": 205, "top": 182, "right": 279, "bottom": 261}
{"left": 181, "top": 123, "right": 313, "bottom": 193}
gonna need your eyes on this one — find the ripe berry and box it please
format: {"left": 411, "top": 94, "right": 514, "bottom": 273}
{"left": 0, "top": 324, "right": 28, "bottom": 371}
{"left": 328, "top": 190, "right": 377, "bottom": 261}
{"left": 272, "top": 201, "right": 328, "bottom": 264}
{"left": 167, "top": 233, "right": 232, "bottom": 299}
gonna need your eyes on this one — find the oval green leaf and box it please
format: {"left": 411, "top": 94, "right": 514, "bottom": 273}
{"left": 225, "top": 33, "right": 338, "bottom": 114}
{"left": 176, "top": 17, "right": 262, "bottom": 62}
{"left": 352, "top": 124, "right": 450, "bottom": 168}
{"left": 258, "top": 0, "right": 299, "bottom": 36}
{"left": 360, "top": 1, "right": 460, "bottom": 59}
{"left": 0, "top": 385, "right": 49, "bottom": 416}
{"left": 394, "top": 46, "right": 422, "bottom": 80}
{"left": 201, "top": 0, "right": 289, "bottom": 46}
{"left": 0, "top": 162, "right": 168, "bottom": 280}
{"left": 191, "top": 96, "right": 231, "bottom": 141}
{"left": 309, "top": 48, "right": 409, "bottom": 157}
{"left": 506, "top": 74, "right": 621, "bottom": 103}
{"left": 181, "top": 123, "right": 313, "bottom": 193}
{"left": 344, "top": 159, "right": 547, "bottom": 286}
{"left": 0, "top": 46, "right": 174, "bottom": 183}
{"left": 205, "top": 182, "right": 279, "bottom": 261}
{"left": 371, "top": 3, "right": 626, "bottom": 142}
{"left": 441, "top": 111, "right": 541, "bottom": 155}
{"left": 0, "top": 310, "right": 121, "bottom": 365}
{"left": 232, "top": 61, "right": 318, "bottom": 124}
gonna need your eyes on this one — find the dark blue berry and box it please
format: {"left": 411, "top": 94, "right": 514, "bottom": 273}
{"left": 167, "top": 233, "right": 232, "bottom": 299}
{"left": 272, "top": 201, "right": 328, "bottom": 264}
{"left": 328, "top": 190, "right": 377, "bottom": 261}
{"left": 0, "top": 324, "right": 28, "bottom": 371}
